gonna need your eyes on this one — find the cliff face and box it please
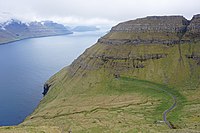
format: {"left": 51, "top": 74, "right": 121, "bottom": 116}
{"left": 111, "top": 16, "right": 188, "bottom": 33}
{"left": 183, "top": 14, "right": 200, "bottom": 41}
{"left": 98, "top": 16, "right": 197, "bottom": 45}
{"left": 1, "top": 15, "right": 200, "bottom": 133}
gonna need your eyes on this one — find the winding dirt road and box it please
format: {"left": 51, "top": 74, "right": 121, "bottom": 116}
{"left": 162, "top": 89, "right": 177, "bottom": 129}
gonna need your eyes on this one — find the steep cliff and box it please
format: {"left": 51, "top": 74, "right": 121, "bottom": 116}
{"left": 183, "top": 14, "right": 200, "bottom": 41}
{"left": 0, "top": 15, "right": 200, "bottom": 133}
{"left": 98, "top": 16, "right": 190, "bottom": 45}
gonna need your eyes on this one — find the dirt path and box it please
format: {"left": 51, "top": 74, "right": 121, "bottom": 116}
{"left": 162, "top": 89, "right": 177, "bottom": 129}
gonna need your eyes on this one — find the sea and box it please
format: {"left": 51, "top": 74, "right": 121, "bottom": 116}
{"left": 0, "top": 31, "right": 106, "bottom": 126}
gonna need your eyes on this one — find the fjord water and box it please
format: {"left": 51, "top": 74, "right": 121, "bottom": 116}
{"left": 0, "top": 31, "right": 105, "bottom": 126}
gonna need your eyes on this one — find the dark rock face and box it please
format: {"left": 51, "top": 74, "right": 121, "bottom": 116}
{"left": 42, "top": 83, "right": 50, "bottom": 96}
{"left": 90, "top": 53, "right": 167, "bottom": 61}
{"left": 186, "top": 53, "right": 200, "bottom": 65}
{"left": 111, "top": 16, "right": 189, "bottom": 33}
{"left": 184, "top": 14, "right": 200, "bottom": 41}
{"left": 98, "top": 38, "right": 186, "bottom": 45}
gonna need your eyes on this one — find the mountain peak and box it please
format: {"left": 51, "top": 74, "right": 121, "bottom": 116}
{"left": 192, "top": 14, "right": 200, "bottom": 19}
{"left": 99, "top": 15, "right": 200, "bottom": 45}
{"left": 3, "top": 19, "right": 22, "bottom": 26}
{"left": 111, "top": 15, "right": 188, "bottom": 33}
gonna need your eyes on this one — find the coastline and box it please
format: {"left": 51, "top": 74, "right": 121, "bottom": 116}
{"left": 0, "top": 31, "right": 101, "bottom": 127}
{"left": 0, "top": 32, "right": 73, "bottom": 45}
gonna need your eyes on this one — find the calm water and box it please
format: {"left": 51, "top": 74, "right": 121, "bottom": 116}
{"left": 0, "top": 31, "right": 105, "bottom": 126}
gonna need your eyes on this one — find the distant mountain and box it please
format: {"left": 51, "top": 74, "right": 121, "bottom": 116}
{"left": 0, "top": 19, "right": 72, "bottom": 45}
{"left": 72, "top": 26, "right": 99, "bottom": 32}
{"left": 64, "top": 25, "right": 71, "bottom": 30}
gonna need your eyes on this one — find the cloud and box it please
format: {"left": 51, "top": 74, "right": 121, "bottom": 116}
{"left": 0, "top": 0, "right": 199, "bottom": 25}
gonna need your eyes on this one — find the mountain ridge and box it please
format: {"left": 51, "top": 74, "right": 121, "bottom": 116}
{"left": 0, "top": 19, "right": 72, "bottom": 45}
{"left": 99, "top": 15, "right": 200, "bottom": 45}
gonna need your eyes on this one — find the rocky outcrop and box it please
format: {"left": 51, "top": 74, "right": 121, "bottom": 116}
{"left": 98, "top": 38, "right": 187, "bottom": 45}
{"left": 42, "top": 83, "right": 50, "bottom": 96}
{"left": 99, "top": 15, "right": 200, "bottom": 45}
{"left": 90, "top": 53, "right": 167, "bottom": 61}
{"left": 183, "top": 14, "right": 200, "bottom": 41}
{"left": 186, "top": 53, "right": 200, "bottom": 65}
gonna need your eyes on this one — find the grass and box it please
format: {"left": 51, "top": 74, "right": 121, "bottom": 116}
{"left": 0, "top": 125, "right": 61, "bottom": 133}
{"left": 14, "top": 73, "right": 185, "bottom": 132}
{"left": 106, "top": 77, "right": 186, "bottom": 123}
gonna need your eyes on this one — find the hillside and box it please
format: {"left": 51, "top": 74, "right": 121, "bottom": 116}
{"left": 0, "top": 15, "right": 200, "bottom": 133}
{"left": 0, "top": 19, "right": 72, "bottom": 44}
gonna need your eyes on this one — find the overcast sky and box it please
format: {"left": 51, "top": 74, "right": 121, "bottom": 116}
{"left": 0, "top": 0, "right": 199, "bottom": 26}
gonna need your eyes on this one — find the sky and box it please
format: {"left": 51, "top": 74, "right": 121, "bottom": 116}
{"left": 0, "top": 0, "right": 199, "bottom": 27}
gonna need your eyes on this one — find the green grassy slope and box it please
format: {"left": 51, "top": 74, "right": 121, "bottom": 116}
{"left": 21, "top": 71, "right": 184, "bottom": 132}
{"left": 1, "top": 41, "right": 196, "bottom": 132}
{"left": 0, "top": 15, "right": 200, "bottom": 132}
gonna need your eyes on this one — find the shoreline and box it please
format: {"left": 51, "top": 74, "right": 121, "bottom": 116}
{"left": 0, "top": 32, "right": 73, "bottom": 45}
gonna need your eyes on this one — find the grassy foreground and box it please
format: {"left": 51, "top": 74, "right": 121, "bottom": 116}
{"left": 1, "top": 75, "right": 184, "bottom": 132}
